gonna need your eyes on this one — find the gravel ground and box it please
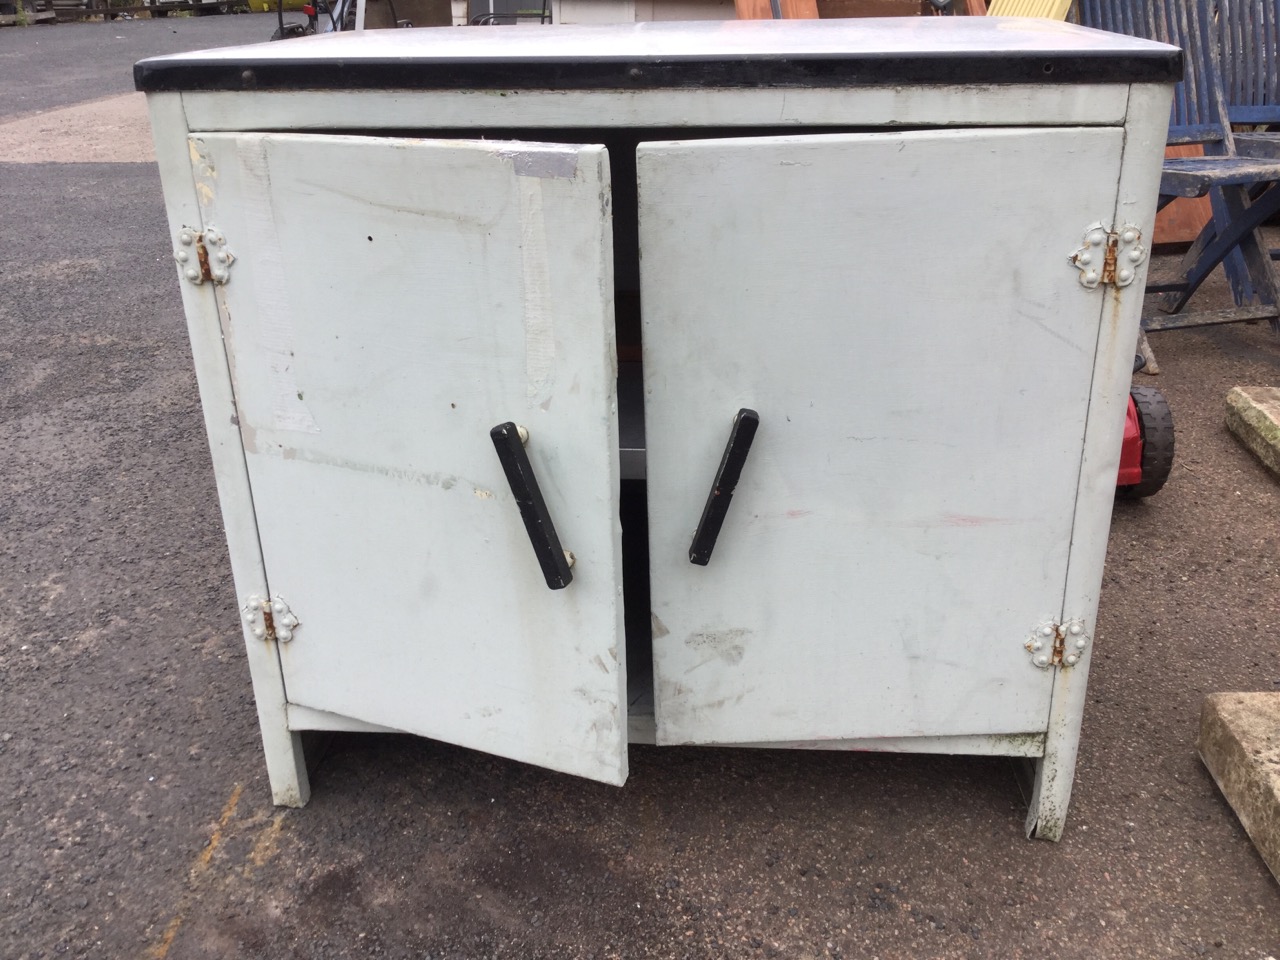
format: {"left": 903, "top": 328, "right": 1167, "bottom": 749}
{"left": 1, "top": 15, "right": 1279, "bottom": 960}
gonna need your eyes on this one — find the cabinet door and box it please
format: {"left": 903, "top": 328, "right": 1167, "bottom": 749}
{"left": 192, "top": 132, "right": 627, "bottom": 784}
{"left": 639, "top": 127, "right": 1123, "bottom": 746}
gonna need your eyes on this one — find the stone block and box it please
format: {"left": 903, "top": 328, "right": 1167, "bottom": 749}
{"left": 1199, "top": 692, "right": 1280, "bottom": 882}
{"left": 1226, "top": 386, "right": 1280, "bottom": 479}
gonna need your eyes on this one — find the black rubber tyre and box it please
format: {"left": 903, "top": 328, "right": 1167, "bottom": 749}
{"left": 1120, "top": 384, "right": 1175, "bottom": 498}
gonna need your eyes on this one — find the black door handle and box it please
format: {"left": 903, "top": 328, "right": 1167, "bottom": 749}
{"left": 689, "top": 409, "right": 759, "bottom": 566}
{"left": 490, "top": 422, "right": 574, "bottom": 590}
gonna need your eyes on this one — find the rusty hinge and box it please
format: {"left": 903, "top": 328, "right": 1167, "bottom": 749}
{"left": 242, "top": 595, "right": 299, "bottom": 644}
{"left": 1069, "top": 222, "right": 1146, "bottom": 290}
{"left": 175, "top": 226, "right": 234, "bottom": 286}
{"left": 1026, "top": 619, "right": 1089, "bottom": 669}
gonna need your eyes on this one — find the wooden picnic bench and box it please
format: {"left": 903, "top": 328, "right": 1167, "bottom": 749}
{"left": 1079, "top": 0, "right": 1280, "bottom": 333}
{"left": 1218, "top": 0, "right": 1279, "bottom": 129}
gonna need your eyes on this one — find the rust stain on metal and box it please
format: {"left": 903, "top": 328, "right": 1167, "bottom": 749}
{"left": 1024, "top": 623, "right": 1067, "bottom": 665}
{"left": 1100, "top": 232, "right": 1119, "bottom": 285}
{"left": 1049, "top": 624, "right": 1066, "bottom": 666}
{"left": 261, "top": 605, "right": 278, "bottom": 643}
{"left": 194, "top": 233, "right": 214, "bottom": 281}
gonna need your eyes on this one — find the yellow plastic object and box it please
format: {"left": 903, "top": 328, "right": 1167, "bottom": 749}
{"left": 986, "top": 0, "right": 1072, "bottom": 17}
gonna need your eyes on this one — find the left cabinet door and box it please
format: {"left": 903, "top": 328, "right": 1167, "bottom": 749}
{"left": 189, "top": 132, "right": 627, "bottom": 785}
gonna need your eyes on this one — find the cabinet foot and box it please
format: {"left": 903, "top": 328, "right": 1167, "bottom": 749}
{"left": 1025, "top": 752, "right": 1073, "bottom": 842}
{"left": 263, "top": 726, "right": 311, "bottom": 808}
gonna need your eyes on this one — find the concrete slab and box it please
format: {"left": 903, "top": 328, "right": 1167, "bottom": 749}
{"left": 1226, "top": 385, "right": 1280, "bottom": 479}
{"left": 0, "top": 92, "right": 153, "bottom": 164}
{"left": 1199, "top": 692, "right": 1280, "bottom": 883}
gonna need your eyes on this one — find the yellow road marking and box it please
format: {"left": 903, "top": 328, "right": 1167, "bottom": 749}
{"left": 146, "top": 916, "right": 183, "bottom": 960}
{"left": 195, "top": 783, "right": 243, "bottom": 872}
{"left": 144, "top": 783, "right": 243, "bottom": 960}
{"left": 246, "top": 812, "right": 286, "bottom": 870}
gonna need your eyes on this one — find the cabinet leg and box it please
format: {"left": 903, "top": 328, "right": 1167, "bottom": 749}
{"left": 1024, "top": 639, "right": 1095, "bottom": 840}
{"left": 1025, "top": 756, "right": 1068, "bottom": 841}
{"left": 259, "top": 719, "right": 311, "bottom": 808}
{"left": 1024, "top": 701, "right": 1085, "bottom": 839}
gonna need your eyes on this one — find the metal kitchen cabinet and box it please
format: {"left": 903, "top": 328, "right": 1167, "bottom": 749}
{"left": 136, "top": 18, "right": 1178, "bottom": 840}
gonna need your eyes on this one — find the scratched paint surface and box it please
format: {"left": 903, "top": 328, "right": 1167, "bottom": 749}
{"left": 639, "top": 126, "right": 1125, "bottom": 746}
{"left": 189, "top": 132, "right": 628, "bottom": 786}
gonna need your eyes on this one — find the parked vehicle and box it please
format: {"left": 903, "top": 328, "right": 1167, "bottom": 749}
{"left": 148, "top": 0, "right": 233, "bottom": 16}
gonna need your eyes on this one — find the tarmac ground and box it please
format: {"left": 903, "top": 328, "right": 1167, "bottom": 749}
{"left": 1, "top": 15, "right": 1279, "bottom": 960}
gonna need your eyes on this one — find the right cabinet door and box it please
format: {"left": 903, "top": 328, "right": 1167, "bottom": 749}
{"left": 639, "top": 127, "right": 1124, "bottom": 746}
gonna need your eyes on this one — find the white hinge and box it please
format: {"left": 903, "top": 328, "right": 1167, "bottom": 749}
{"left": 242, "top": 595, "right": 299, "bottom": 643}
{"left": 1069, "top": 222, "right": 1146, "bottom": 289}
{"left": 175, "top": 226, "right": 235, "bottom": 286}
{"left": 1025, "top": 619, "right": 1089, "bottom": 669}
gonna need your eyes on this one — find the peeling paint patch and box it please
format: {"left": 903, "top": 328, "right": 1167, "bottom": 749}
{"left": 516, "top": 176, "right": 555, "bottom": 402}
{"left": 499, "top": 145, "right": 579, "bottom": 180}
{"left": 686, "top": 627, "right": 749, "bottom": 650}
{"left": 238, "top": 421, "right": 259, "bottom": 454}
{"left": 684, "top": 628, "right": 750, "bottom": 668}
{"left": 474, "top": 487, "right": 495, "bottom": 500}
